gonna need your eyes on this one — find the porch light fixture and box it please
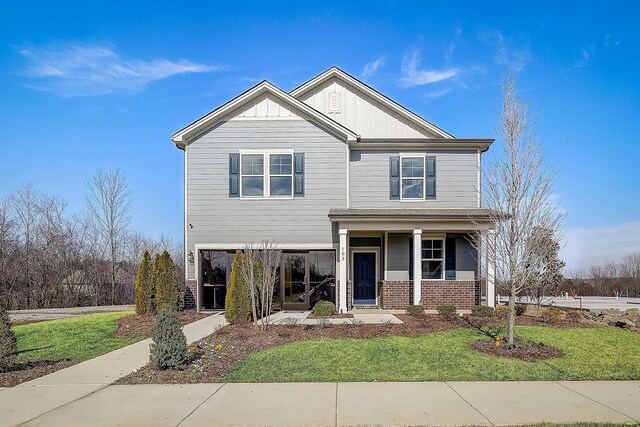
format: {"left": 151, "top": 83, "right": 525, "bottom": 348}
{"left": 188, "top": 251, "right": 194, "bottom": 265}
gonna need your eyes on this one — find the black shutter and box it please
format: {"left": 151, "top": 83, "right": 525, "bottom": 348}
{"left": 294, "top": 153, "right": 304, "bottom": 197}
{"left": 445, "top": 236, "right": 456, "bottom": 280}
{"left": 408, "top": 238, "right": 413, "bottom": 280}
{"left": 229, "top": 153, "right": 240, "bottom": 197}
{"left": 389, "top": 156, "right": 400, "bottom": 200}
{"left": 426, "top": 156, "right": 436, "bottom": 200}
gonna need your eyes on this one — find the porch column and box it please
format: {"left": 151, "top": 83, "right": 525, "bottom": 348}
{"left": 487, "top": 230, "right": 496, "bottom": 308}
{"left": 339, "top": 229, "right": 348, "bottom": 313}
{"left": 413, "top": 229, "right": 422, "bottom": 305}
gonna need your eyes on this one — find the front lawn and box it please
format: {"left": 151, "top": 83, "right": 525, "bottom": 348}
{"left": 14, "top": 311, "right": 139, "bottom": 361}
{"left": 224, "top": 326, "right": 640, "bottom": 382}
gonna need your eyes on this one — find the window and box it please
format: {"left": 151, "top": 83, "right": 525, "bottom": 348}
{"left": 241, "top": 154, "right": 264, "bottom": 197}
{"left": 401, "top": 156, "right": 425, "bottom": 199}
{"left": 269, "top": 154, "right": 293, "bottom": 196}
{"left": 240, "top": 153, "right": 294, "bottom": 197}
{"left": 422, "top": 239, "right": 444, "bottom": 280}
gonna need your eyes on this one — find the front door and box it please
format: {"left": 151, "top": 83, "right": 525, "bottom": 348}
{"left": 353, "top": 252, "right": 376, "bottom": 304}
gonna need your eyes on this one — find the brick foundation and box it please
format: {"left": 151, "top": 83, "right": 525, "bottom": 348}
{"left": 185, "top": 279, "right": 197, "bottom": 310}
{"left": 379, "top": 280, "right": 476, "bottom": 310}
{"left": 336, "top": 280, "right": 353, "bottom": 313}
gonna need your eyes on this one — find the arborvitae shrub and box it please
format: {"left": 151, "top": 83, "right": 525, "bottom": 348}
{"left": 0, "top": 306, "right": 18, "bottom": 371}
{"left": 155, "top": 251, "right": 178, "bottom": 311}
{"left": 134, "top": 250, "right": 154, "bottom": 314}
{"left": 149, "top": 304, "right": 189, "bottom": 370}
{"left": 224, "top": 252, "right": 251, "bottom": 324}
{"left": 312, "top": 301, "right": 336, "bottom": 317}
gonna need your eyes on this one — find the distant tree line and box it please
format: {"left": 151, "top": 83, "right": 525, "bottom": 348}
{"left": 562, "top": 253, "right": 640, "bottom": 298}
{"left": 0, "top": 170, "right": 183, "bottom": 310}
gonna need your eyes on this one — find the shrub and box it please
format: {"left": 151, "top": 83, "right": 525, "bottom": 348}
{"left": 155, "top": 251, "right": 178, "bottom": 311}
{"left": 0, "top": 305, "right": 18, "bottom": 371}
{"left": 437, "top": 304, "right": 457, "bottom": 319}
{"left": 313, "top": 301, "right": 337, "bottom": 317}
{"left": 134, "top": 250, "right": 155, "bottom": 314}
{"left": 405, "top": 305, "right": 425, "bottom": 317}
{"left": 149, "top": 304, "right": 189, "bottom": 370}
{"left": 224, "top": 252, "right": 251, "bottom": 324}
{"left": 515, "top": 304, "right": 527, "bottom": 316}
{"left": 495, "top": 305, "right": 509, "bottom": 319}
{"left": 471, "top": 305, "right": 494, "bottom": 317}
{"left": 541, "top": 307, "right": 567, "bottom": 323}
{"left": 566, "top": 309, "right": 582, "bottom": 322}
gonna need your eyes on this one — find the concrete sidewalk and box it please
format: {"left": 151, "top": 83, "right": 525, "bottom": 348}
{"left": 0, "top": 313, "right": 228, "bottom": 427}
{"left": 2, "top": 381, "right": 639, "bottom": 426}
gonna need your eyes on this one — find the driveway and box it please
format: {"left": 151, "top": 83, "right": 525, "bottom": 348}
{"left": 9, "top": 305, "right": 135, "bottom": 324}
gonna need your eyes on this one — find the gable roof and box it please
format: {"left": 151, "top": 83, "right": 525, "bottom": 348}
{"left": 171, "top": 80, "right": 359, "bottom": 148}
{"left": 290, "top": 66, "right": 454, "bottom": 139}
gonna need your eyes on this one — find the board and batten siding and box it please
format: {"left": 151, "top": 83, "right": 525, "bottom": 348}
{"left": 185, "top": 118, "right": 346, "bottom": 279}
{"left": 350, "top": 150, "right": 479, "bottom": 208}
{"left": 386, "top": 233, "right": 477, "bottom": 281}
{"left": 298, "top": 77, "right": 439, "bottom": 139}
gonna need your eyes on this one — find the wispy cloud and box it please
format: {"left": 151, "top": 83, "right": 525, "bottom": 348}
{"left": 399, "top": 50, "right": 457, "bottom": 88}
{"left": 423, "top": 88, "right": 452, "bottom": 99}
{"left": 574, "top": 36, "right": 620, "bottom": 69}
{"left": 481, "top": 30, "right": 531, "bottom": 71}
{"left": 445, "top": 25, "right": 463, "bottom": 61}
{"left": 361, "top": 57, "right": 384, "bottom": 78}
{"left": 573, "top": 45, "right": 595, "bottom": 68}
{"left": 19, "top": 43, "right": 223, "bottom": 96}
{"left": 561, "top": 222, "right": 640, "bottom": 273}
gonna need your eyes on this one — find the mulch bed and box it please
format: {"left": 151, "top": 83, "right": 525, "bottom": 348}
{"left": 0, "top": 359, "right": 77, "bottom": 387}
{"left": 115, "top": 310, "right": 211, "bottom": 339}
{"left": 116, "top": 314, "right": 461, "bottom": 385}
{"left": 470, "top": 337, "right": 563, "bottom": 362}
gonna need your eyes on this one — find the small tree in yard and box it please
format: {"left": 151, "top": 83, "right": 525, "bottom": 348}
{"left": 149, "top": 304, "right": 188, "bottom": 369}
{"left": 155, "top": 251, "right": 178, "bottom": 311}
{"left": 526, "top": 226, "right": 566, "bottom": 315}
{"left": 476, "top": 72, "right": 563, "bottom": 347}
{"left": 134, "top": 250, "right": 155, "bottom": 314}
{"left": 239, "top": 241, "right": 282, "bottom": 330}
{"left": 224, "top": 252, "right": 251, "bottom": 324}
{"left": 0, "top": 305, "right": 18, "bottom": 371}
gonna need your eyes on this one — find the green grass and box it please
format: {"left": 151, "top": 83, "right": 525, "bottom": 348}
{"left": 14, "top": 311, "right": 139, "bottom": 361}
{"left": 224, "top": 326, "right": 640, "bottom": 382}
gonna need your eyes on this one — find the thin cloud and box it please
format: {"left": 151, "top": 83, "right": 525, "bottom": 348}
{"left": 423, "top": 88, "right": 452, "bottom": 99}
{"left": 399, "top": 50, "right": 457, "bottom": 88}
{"left": 573, "top": 45, "right": 594, "bottom": 68}
{"left": 481, "top": 30, "right": 531, "bottom": 71}
{"left": 20, "top": 43, "right": 223, "bottom": 96}
{"left": 561, "top": 222, "right": 640, "bottom": 273}
{"left": 361, "top": 57, "right": 384, "bottom": 78}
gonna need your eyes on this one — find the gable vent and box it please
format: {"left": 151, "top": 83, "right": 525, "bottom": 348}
{"left": 328, "top": 92, "right": 340, "bottom": 113}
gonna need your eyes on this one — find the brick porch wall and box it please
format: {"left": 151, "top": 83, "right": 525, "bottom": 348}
{"left": 336, "top": 280, "right": 353, "bottom": 313}
{"left": 185, "top": 279, "right": 197, "bottom": 310}
{"left": 379, "top": 280, "right": 476, "bottom": 310}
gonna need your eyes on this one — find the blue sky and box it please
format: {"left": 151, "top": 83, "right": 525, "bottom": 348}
{"left": 1, "top": 1, "right": 639, "bottom": 272}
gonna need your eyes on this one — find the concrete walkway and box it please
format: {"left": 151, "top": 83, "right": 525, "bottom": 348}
{"left": 269, "top": 310, "right": 403, "bottom": 325}
{"left": 0, "top": 313, "right": 228, "bottom": 427}
{"left": 2, "top": 380, "right": 638, "bottom": 426}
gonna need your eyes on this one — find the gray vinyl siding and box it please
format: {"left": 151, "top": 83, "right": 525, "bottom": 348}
{"left": 386, "top": 233, "right": 477, "bottom": 281}
{"left": 186, "top": 119, "right": 346, "bottom": 278}
{"left": 350, "top": 150, "right": 478, "bottom": 208}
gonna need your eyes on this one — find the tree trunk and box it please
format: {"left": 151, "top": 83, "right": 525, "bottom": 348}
{"left": 508, "top": 284, "right": 516, "bottom": 346}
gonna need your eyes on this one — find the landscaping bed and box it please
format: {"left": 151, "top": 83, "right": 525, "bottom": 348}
{"left": 470, "top": 337, "right": 563, "bottom": 362}
{"left": 115, "top": 311, "right": 210, "bottom": 339}
{"left": 0, "top": 359, "right": 77, "bottom": 387}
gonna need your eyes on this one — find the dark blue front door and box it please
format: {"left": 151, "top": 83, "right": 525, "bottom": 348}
{"left": 353, "top": 252, "right": 376, "bottom": 303}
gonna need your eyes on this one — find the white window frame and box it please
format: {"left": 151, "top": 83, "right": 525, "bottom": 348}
{"left": 421, "top": 237, "right": 444, "bottom": 280}
{"left": 268, "top": 153, "right": 294, "bottom": 198}
{"left": 400, "top": 155, "right": 426, "bottom": 201}
{"left": 239, "top": 150, "right": 294, "bottom": 199}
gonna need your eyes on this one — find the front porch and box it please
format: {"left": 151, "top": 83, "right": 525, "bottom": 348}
{"left": 330, "top": 208, "right": 496, "bottom": 313}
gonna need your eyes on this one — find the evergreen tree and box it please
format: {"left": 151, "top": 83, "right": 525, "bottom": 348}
{"left": 134, "top": 251, "right": 154, "bottom": 314}
{"left": 0, "top": 305, "right": 18, "bottom": 371}
{"left": 224, "top": 252, "right": 251, "bottom": 324}
{"left": 155, "top": 251, "right": 178, "bottom": 310}
{"left": 149, "top": 304, "right": 188, "bottom": 369}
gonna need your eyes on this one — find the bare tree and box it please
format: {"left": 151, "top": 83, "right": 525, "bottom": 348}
{"left": 85, "top": 170, "right": 131, "bottom": 305}
{"left": 239, "top": 241, "right": 282, "bottom": 330}
{"left": 478, "top": 72, "right": 563, "bottom": 346}
{"left": 525, "top": 226, "right": 566, "bottom": 315}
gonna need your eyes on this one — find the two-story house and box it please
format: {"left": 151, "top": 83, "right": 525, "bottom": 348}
{"left": 172, "top": 67, "right": 496, "bottom": 313}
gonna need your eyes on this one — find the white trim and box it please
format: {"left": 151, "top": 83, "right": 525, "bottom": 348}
{"left": 350, "top": 247, "right": 380, "bottom": 306}
{"left": 477, "top": 149, "right": 481, "bottom": 208}
{"left": 345, "top": 144, "right": 350, "bottom": 208}
{"left": 338, "top": 229, "right": 348, "bottom": 313}
{"left": 400, "top": 155, "right": 426, "bottom": 201}
{"left": 421, "top": 237, "right": 445, "bottom": 281}
{"left": 412, "top": 229, "right": 422, "bottom": 305}
{"left": 238, "top": 151, "right": 295, "bottom": 199}
{"left": 193, "top": 243, "right": 335, "bottom": 251}
{"left": 290, "top": 67, "right": 454, "bottom": 139}
{"left": 184, "top": 143, "right": 189, "bottom": 281}
{"left": 172, "top": 81, "right": 358, "bottom": 147}
{"left": 383, "top": 231, "right": 388, "bottom": 281}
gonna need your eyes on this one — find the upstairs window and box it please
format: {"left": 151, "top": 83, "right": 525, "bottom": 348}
{"left": 269, "top": 154, "right": 293, "bottom": 196}
{"left": 240, "top": 154, "right": 264, "bottom": 197}
{"left": 401, "top": 156, "right": 425, "bottom": 199}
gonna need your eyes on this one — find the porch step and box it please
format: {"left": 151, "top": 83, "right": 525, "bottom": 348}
{"left": 351, "top": 305, "right": 381, "bottom": 309}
